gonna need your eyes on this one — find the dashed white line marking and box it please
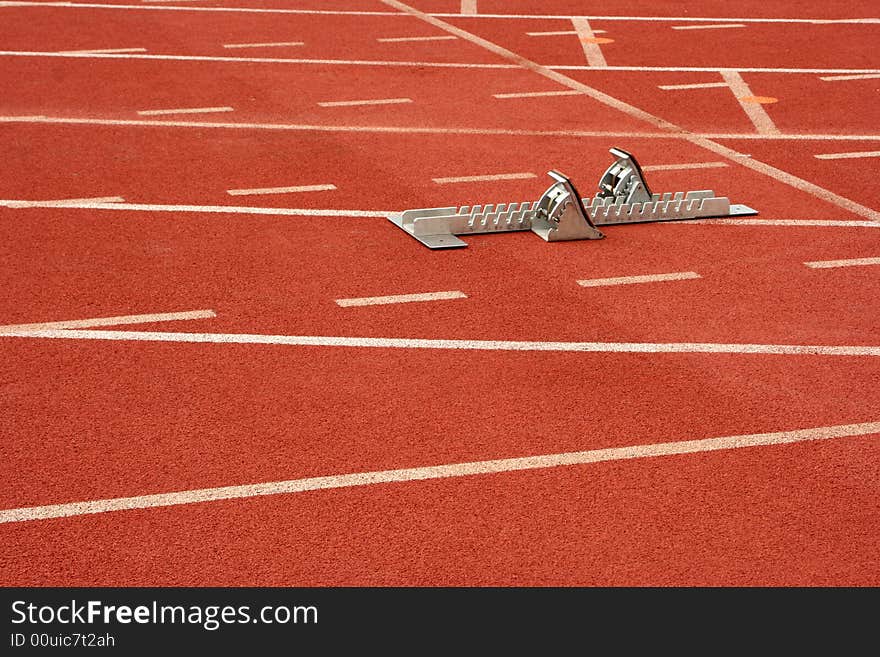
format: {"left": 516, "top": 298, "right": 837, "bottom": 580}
{"left": 571, "top": 17, "right": 608, "bottom": 67}
{"left": 492, "top": 90, "right": 581, "bottom": 99}
{"left": 671, "top": 23, "right": 746, "bottom": 30}
{"left": 526, "top": 29, "right": 606, "bottom": 36}
{"left": 0, "top": 310, "right": 215, "bottom": 332}
{"left": 222, "top": 41, "right": 305, "bottom": 49}
{"left": 377, "top": 35, "right": 457, "bottom": 42}
{"left": 814, "top": 150, "right": 880, "bottom": 160}
{"left": 58, "top": 47, "right": 147, "bottom": 54}
{"left": 432, "top": 172, "right": 537, "bottom": 184}
{"left": 642, "top": 162, "right": 728, "bottom": 172}
{"left": 577, "top": 271, "right": 701, "bottom": 287}
{"left": 804, "top": 257, "right": 880, "bottom": 269}
{"left": 0, "top": 199, "right": 390, "bottom": 217}
{"left": 335, "top": 290, "right": 467, "bottom": 307}
{"left": 318, "top": 97, "right": 412, "bottom": 107}
{"left": 2, "top": 420, "right": 877, "bottom": 524}
{"left": 819, "top": 73, "right": 880, "bottom": 81}
{"left": 226, "top": 184, "right": 337, "bottom": 196}
{"left": 4, "top": 328, "right": 879, "bottom": 357}
{"left": 658, "top": 81, "right": 730, "bottom": 90}
{"left": 720, "top": 70, "right": 781, "bottom": 136}
{"left": 137, "top": 106, "right": 233, "bottom": 116}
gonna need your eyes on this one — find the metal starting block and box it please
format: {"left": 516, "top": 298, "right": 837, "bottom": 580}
{"left": 387, "top": 147, "right": 758, "bottom": 249}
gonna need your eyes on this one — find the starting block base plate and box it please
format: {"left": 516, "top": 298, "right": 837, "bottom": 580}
{"left": 387, "top": 213, "right": 468, "bottom": 249}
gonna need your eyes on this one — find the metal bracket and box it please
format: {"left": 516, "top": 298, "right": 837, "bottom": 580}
{"left": 387, "top": 147, "right": 758, "bottom": 249}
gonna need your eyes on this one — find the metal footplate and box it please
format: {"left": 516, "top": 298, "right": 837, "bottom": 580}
{"left": 387, "top": 147, "right": 758, "bottom": 249}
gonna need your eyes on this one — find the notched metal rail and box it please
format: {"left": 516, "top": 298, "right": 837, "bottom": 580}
{"left": 387, "top": 147, "right": 758, "bottom": 249}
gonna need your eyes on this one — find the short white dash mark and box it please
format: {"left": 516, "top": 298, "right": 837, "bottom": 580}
{"left": 318, "top": 97, "right": 413, "bottom": 107}
{"left": 226, "top": 184, "right": 337, "bottom": 196}
{"left": 433, "top": 172, "right": 536, "bottom": 184}
{"left": 577, "top": 271, "right": 701, "bottom": 287}
{"left": 223, "top": 41, "right": 305, "bottom": 49}
{"left": 671, "top": 23, "right": 746, "bottom": 30}
{"left": 377, "top": 35, "right": 457, "bottom": 42}
{"left": 335, "top": 290, "right": 467, "bottom": 307}
{"left": 804, "top": 257, "right": 880, "bottom": 269}
{"left": 642, "top": 162, "right": 729, "bottom": 171}
{"left": 814, "top": 150, "right": 880, "bottom": 160}
{"left": 138, "top": 106, "right": 233, "bottom": 116}
{"left": 493, "top": 90, "right": 581, "bottom": 99}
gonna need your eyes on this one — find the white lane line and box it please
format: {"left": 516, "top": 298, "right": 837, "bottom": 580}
{"left": 2, "top": 420, "right": 878, "bottom": 524}
{"left": 492, "top": 90, "right": 581, "bottom": 99}
{"left": 577, "top": 271, "right": 701, "bottom": 287}
{"left": 658, "top": 82, "right": 730, "bottom": 90}
{"left": 3, "top": 3, "right": 878, "bottom": 23}
{"left": 382, "top": 0, "right": 880, "bottom": 225}
{"left": 2, "top": 115, "right": 879, "bottom": 142}
{"left": 820, "top": 73, "right": 880, "bottom": 81}
{"left": 460, "top": 0, "right": 476, "bottom": 15}
{"left": 226, "top": 184, "right": 336, "bottom": 196}
{"left": 814, "top": 150, "right": 880, "bottom": 160}
{"left": 3, "top": 328, "right": 880, "bottom": 357}
{"left": 571, "top": 17, "right": 608, "bottom": 67}
{"left": 433, "top": 172, "right": 536, "bottom": 184}
{"left": 222, "top": 41, "right": 304, "bottom": 49}
{"left": 3, "top": 52, "right": 880, "bottom": 75}
{"left": 0, "top": 309, "right": 216, "bottom": 332}
{"left": 377, "top": 35, "right": 457, "bottom": 42}
{"left": 318, "top": 97, "right": 412, "bottom": 107}
{"left": 0, "top": 51, "right": 518, "bottom": 69}
{"left": 3, "top": 196, "right": 125, "bottom": 208}
{"left": 685, "top": 219, "right": 880, "bottom": 228}
{"left": 335, "top": 290, "right": 467, "bottom": 307}
{"left": 720, "top": 70, "right": 780, "bottom": 136}
{"left": 0, "top": 199, "right": 391, "bottom": 217}
{"left": 527, "top": 30, "right": 606, "bottom": 36}
{"left": 642, "top": 162, "right": 728, "bottom": 172}
{"left": 671, "top": 23, "right": 746, "bottom": 30}
{"left": 137, "top": 106, "right": 233, "bottom": 116}
{"left": 804, "top": 257, "right": 880, "bottom": 269}
{"left": 57, "top": 48, "right": 147, "bottom": 54}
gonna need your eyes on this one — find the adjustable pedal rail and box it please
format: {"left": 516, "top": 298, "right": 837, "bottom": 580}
{"left": 387, "top": 147, "right": 758, "bottom": 249}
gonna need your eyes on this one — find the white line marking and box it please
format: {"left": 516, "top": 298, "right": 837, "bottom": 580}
{"left": 377, "top": 35, "right": 457, "bottom": 42}
{"left": 0, "top": 51, "right": 518, "bottom": 69}
{"left": 226, "top": 184, "right": 336, "bottom": 196}
{"left": 820, "top": 73, "right": 880, "bottom": 81}
{"left": 137, "top": 106, "right": 233, "bottom": 116}
{"left": 318, "top": 97, "right": 412, "bottom": 107}
{"left": 814, "top": 150, "right": 880, "bottom": 160}
{"left": 432, "top": 172, "right": 536, "bottom": 184}
{"left": 2, "top": 196, "right": 125, "bottom": 208}
{"left": 57, "top": 47, "right": 147, "bottom": 54}
{"left": 335, "top": 290, "right": 467, "bottom": 307}
{"left": 526, "top": 30, "right": 606, "bottom": 36}
{"left": 658, "top": 81, "right": 730, "bottom": 90}
{"left": 460, "top": 0, "right": 476, "bottom": 15}
{"left": 571, "top": 17, "right": 607, "bottom": 67}
{"left": 3, "top": 51, "right": 879, "bottom": 75}
{"left": 642, "top": 162, "right": 728, "bottom": 172}
{"left": 3, "top": 3, "right": 878, "bottom": 23}
{"left": 671, "top": 23, "right": 746, "bottom": 30}
{"left": 804, "top": 257, "right": 880, "bottom": 269}
{"left": 577, "top": 271, "right": 701, "bottom": 287}
{"left": 0, "top": 309, "right": 215, "bottom": 332}
{"left": 382, "top": 0, "right": 880, "bottom": 224}
{"left": 686, "top": 219, "right": 880, "bottom": 228}
{"left": 2, "top": 420, "right": 878, "bottom": 523}
{"left": 0, "top": 199, "right": 391, "bottom": 217}
{"left": 3, "top": 328, "right": 880, "bottom": 357}
{"left": 720, "top": 70, "right": 780, "bottom": 136}
{"left": 141, "top": 0, "right": 206, "bottom": 3}
{"left": 222, "top": 41, "right": 304, "bottom": 49}
{"left": 2, "top": 115, "right": 879, "bottom": 142}
{"left": 492, "top": 90, "right": 581, "bottom": 99}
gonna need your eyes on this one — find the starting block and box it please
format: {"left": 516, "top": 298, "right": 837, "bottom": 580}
{"left": 387, "top": 147, "right": 758, "bottom": 249}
